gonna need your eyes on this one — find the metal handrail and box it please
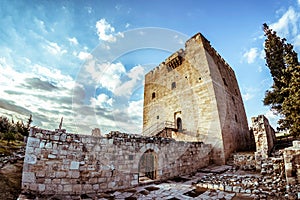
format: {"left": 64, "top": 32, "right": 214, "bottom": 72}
{"left": 142, "top": 121, "right": 176, "bottom": 136}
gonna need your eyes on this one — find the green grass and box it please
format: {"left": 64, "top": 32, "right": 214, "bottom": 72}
{"left": 0, "top": 139, "right": 25, "bottom": 156}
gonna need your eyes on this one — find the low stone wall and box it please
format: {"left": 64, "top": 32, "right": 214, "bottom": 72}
{"left": 22, "top": 128, "right": 212, "bottom": 195}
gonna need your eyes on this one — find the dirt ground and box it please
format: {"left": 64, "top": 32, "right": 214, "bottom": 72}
{"left": 0, "top": 160, "right": 24, "bottom": 200}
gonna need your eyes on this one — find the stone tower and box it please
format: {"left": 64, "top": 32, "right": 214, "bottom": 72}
{"left": 143, "top": 33, "right": 252, "bottom": 164}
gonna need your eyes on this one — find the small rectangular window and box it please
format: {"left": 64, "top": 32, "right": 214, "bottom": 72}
{"left": 223, "top": 78, "right": 228, "bottom": 86}
{"left": 171, "top": 82, "right": 176, "bottom": 89}
{"left": 152, "top": 92, "right": 156, "bottom": 99}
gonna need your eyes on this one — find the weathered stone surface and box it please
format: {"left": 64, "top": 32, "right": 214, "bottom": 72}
{"left": 143, "top": 33, "right": 253, "bottom": 165}
{"left": 27, "top": 137, "right": 40, "bottom": 148}
{"left": 22, "top": 172, "right": 36, "bottom": 183}
{"left": 70, "top": 161, "right": 80, "bottom": 170}
{"left": 24, "top": 154, "right": 37, "bottom": 164}
{"left": 284, "top": 141, "right": 300, "bottom": 186}
{"left": 22, "top": 127, "right": 212, "bottom": 195}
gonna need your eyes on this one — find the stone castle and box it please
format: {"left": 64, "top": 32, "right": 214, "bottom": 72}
{"left": 20, "top": 33, "right": 300, "bottom": 198}
{"left": 143, "top": 33, "right": 253, "bottom": 164}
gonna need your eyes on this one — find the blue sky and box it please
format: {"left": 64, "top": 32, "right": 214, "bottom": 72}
{"left": 0, "top": 0, "right": 299, "bottom": 134}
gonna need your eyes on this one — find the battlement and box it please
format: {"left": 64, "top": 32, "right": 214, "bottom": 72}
{"left": 188, "top": 33, "right": 234, "bottom": 73}
{"left": 146, "top": 32, "right": 234, "bottom": 77}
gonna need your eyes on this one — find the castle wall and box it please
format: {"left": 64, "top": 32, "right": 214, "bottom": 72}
{"left": 198, "top": 35, "right": 252, "bottom": 162}
{"left": 143, "top": 33, "right": 252, "bottom": 164}
{"left": 22, "top": 128, "right": 211, "bottom": 195}
{"left": 251, "top": 115, "right": 276, "bottom": 170}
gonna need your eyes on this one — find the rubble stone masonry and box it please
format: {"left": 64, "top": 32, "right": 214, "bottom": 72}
{"left": 284, "top": 140, "right": 300, "bottom": 186}
{"left": 251, "top": 115, "right": 276, "bottom": 170}
{"left": 22, "top": 128, "right": 212, "bottom": 195}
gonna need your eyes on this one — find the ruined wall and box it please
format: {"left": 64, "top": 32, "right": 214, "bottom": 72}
{"left": 22, "top": 128, "right": 212, "bottom": 195}
{"left": 284, "top": 140, "right": 300, "bottom": 186}
{"left": 251, "top": 115, "right": 276, "bottom": 170}
{"left": 143, "top": 33, "right": 252, "bottom": 164}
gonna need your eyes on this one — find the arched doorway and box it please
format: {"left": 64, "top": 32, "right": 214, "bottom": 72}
{"left": 138, "top": 149, "right": 158, "bottom": 182}
{"left": 177, "top": 117, "right": 182, "bottom": 132}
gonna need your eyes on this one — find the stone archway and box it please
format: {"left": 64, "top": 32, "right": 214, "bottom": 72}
{"left": 138, "top": 149, "right": 158, "bottom": 182}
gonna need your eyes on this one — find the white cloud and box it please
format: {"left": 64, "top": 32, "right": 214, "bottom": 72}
{"left": 0, "top": 58, "right": 77, "bottom": 131}
{"left": 114, "top": 65, "right": 145, "bottom": 97}
{"left": 95, "top": 18, "right": 123, "bottom": 43}
{"left": 128, "top": 100, "right": 143, "bottom": 121}
{"left": 86, "top": 61, "right": 126, "bottom": 92}
{"left": 44, "top": 41, "right": 67, "bottom": 55}
{"left": 90, "top": 93, "right": 113, "bottom": 108}
{"left": 125, "top": 23, "right": 130, "bottom": 28}
{"left": 265, "top": 110, "right": 278, "bottom": 119}
{"left": 293, "top": 34, "right": 300, "bottom": 47}
{"left": 34, "top": 18, "right": 47, "bottom": 33}
{"left": 243, "top": 48, "right": 258, "bottom": 64}
{"left": 32, "top": 64, "right": 74, "bottom": 88}
{"left": 68, "top": 37, "right": 78, "bottom": 45}
{"left": 77, "top": 51, "right": 93, "bottom": 60}
{"left": 242, "top": 93, "right": 254, "bottom": 101}
{"left": 270, "top": 7, "right": 299, "bottom": 37}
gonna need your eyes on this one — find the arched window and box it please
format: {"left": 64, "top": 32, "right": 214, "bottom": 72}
{"left": 171, "top": 82, "right": 176, "bottom": 89}
{"left": 177, "top": 117, "right": 182, "bottom": 132}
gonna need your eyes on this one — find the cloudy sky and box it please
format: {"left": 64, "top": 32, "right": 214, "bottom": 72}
{"left": 0, "top": 0, "right": 299, "bottom": 134}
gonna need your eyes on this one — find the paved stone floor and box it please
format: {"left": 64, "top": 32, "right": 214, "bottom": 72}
{"left": 93, "top": 168, "right": 257, "bottom": 200}
{"left": 18, "top": 165, "right": 299, "bottom": 199}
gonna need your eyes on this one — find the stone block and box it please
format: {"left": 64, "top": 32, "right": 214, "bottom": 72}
{"left": 45, "top": 142, "right": 52, "bottom": 149}
{"left": 29, "top": 183, "right": 38, "bottom": 190}
{"left": 70, "top": 161, "right": 80, "bottom": 170}
{"left": 98, "top": 177, "right": 107, "bottom": 183}
{"left": 45, "top": 178, "right": 51, "bottom": 184}
{"left": 89, "top": 177, "right": 98, "bottom": 184}
{"left": 225, "top": 185, "right": 232, "bottom": 192}
{"left": 39, "top": 141, "right": 45, "bottom": 148}
{"left": 38, "top": 184, "right": 45, "bottom": 192}
{"left": 57, "top": 185, "right": 63, "bottom": 192}
{"left": 22, "top": 172, "right": 36, "bottom": 183}
{"left": 73, "top": 184, "right": 82, "bottom": 194}
{"left": 293, "top": 140, "right": 300, "bottom": 148}
{"left": 36, "top": 171, "right": 45, "bottom": 178}
{"left": 27, "top": 137, "right": 40, "bottom": 148}
{"left": 52, "top": 179, "right": 61, "bottom": 184}
{"left": 64, "top": 184, "right": 73, "bottom": 192}
{"left": 71, "top": 171, "right": 80, "bottom": 178}
{"left": 108, "top": 181, "right": 116, "bottom": 188}
{"left": 52, "top": 135, "right": 60, "bottom": 141}
{"left": 48, "top": 154, "right": 57, "bottom": 159}
{"left": 93, "top": 184, "right": 99, "bottom": 190}
{"left": 60, "top": 133, "right": 67, "bottom": 141}
{"left": 232, "top": 186, "right": 241, "bottom": 193}
{"left": 24, "top": 154, "right": 37, "bottom": 164}
{"left": 56, "top": 171, "right": 66, "bottom": 178}
{"left": 83, "top": 184, "right": 93, "bottom": 192}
